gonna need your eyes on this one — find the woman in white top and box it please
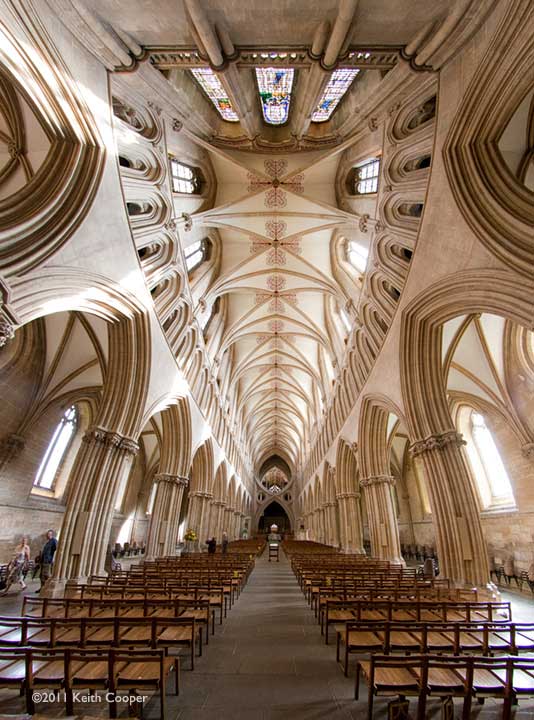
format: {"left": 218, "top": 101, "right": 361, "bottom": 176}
{"left": 1, "top": 536, "right": 31, "bottom": 595}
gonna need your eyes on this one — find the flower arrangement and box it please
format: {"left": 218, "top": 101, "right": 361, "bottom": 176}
{"left": 184, "top": 529, "right": 197, "bottom": 542}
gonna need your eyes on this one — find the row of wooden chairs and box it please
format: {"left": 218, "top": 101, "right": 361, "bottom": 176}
{"left": 0, "top": 614, "right": 202, "bottom": 670}
{"left": 321, "top": 598, "right": 512, "bottom": 644}
{"left": 335, "top": 620, "right": 534, "bottom": 676}
{"left": 355, "top": 652, "right": 534, "bottom": 720}
{"left": 0, "top": 645, "right": 177, "bottom": 719}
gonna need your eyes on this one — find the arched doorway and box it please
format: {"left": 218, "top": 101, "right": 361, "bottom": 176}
{"left": 258, "top": 501, "right": 292, "bottom": 534}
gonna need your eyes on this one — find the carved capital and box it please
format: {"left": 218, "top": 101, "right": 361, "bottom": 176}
{"left": 165, "top": 219, "right": 177, "bottom": 232}
{"left": 359, "top": 474, "right": 396, "bottom": 488}
{"left": 82, "top": 427, "right": 139, "bottom": 456}
{"left": 154, "top": 473, "right": 189, "bottom": 487}
{"left": 521, "top": 443, "right": 534, "bottom": 459}
{"left": 172, "top": 118, "right": 183, "bottom": 132}
{"left": 359, "top": 213, "right": 370, "bottom": 233}
{"left": 327, "top": 466, "right": 336, "bottom": 481}
{"left": 336, "top": 491, "right": 361, "bottom": 500}
{"left": 0, "top": 311, "right": 15, "bottom": 348}
{"left": 368, "top": 116, "right": 379, "bottom": 132}
{"left": 410, "top": 430, "right": 466, "bottom": 457}
{"left": 181, "top": 212, "right": 193, "bottom": 231}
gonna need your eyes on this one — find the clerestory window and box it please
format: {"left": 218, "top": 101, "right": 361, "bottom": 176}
{"left": 466, "top": 411, "right": 516, "bottom": 510}
{"left": 34, "top": 406, "right": 78, "bottom": 490}
{"left": 170, "top": 159, "right": 201, "bottom": 195}
{"left": 353, "top": 158, "right": 380, "bottom": 195}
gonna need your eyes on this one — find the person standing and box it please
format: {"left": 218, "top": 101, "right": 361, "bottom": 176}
{"left": 221, "top": 531, "right": 228, "bottom": 555}
{"left": 206, "top": 537, "right": 217, "bottom": 555}
{"left": 39, "top": 530, "right": 57, "bottom": 591}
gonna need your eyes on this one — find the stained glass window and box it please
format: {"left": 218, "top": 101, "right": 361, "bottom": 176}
{"left": 312, "top": 69, "right": 359, "bottom": 122}
{"left": 190, "top": 68, "right": 239, "bottom": 122}
{"left": 34, "top": 406, "right": 77, "bottom": 490}
{"left": 354, "top": 158, "right": 380, "bottom": 195}
{"left": 170, "top": 159, "right": 200, "bottom": 194}
{"left": 255, "top": 68, "right": 294, "bottom": 125}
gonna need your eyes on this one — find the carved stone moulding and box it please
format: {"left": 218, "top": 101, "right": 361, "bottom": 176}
{"left": 82, "top": 426, "right": 139, "bottom": 455}
{"left": 409, "top": 430, "right": 466, "bottom": 457}
{"left": 359, "top": 475, "right": 396, "bottom": 488}
{"left": 154, "top": 473, "right": 189, "bottom": 486}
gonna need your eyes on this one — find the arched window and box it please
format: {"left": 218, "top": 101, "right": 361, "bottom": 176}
{"left": 353, "top": 158, "right": 380, "bottom": 195}
{"left": 347, "top": 240, "right": 369, "bottom": 273}
{"left": 185, "top": 239, "right": 209, "bottom": 273}
{"left": 34, "top": 406, "right": 78, "bottom": 490}
{"left": 466, "top": 411, "right": 516, "bottom": 509}
{"left": 170, "top": 159, "right": 201, "bottom": 194}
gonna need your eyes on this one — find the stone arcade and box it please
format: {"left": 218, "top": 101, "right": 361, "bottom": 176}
{"left": 0, "top": 0, "right": 534, "bottom": 717}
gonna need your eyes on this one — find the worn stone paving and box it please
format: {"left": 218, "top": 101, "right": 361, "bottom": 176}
{"left": 0, "top": 553, "right": 533, "bottom": 719}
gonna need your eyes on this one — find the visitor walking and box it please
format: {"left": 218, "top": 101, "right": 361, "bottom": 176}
{"left": 221, "top": 531, "right": 228, "bottom": 554}
{"left": 0, "top": 536, "right": 31, "bottom": 595}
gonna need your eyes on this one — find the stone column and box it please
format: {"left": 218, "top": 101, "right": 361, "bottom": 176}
{"left": 234, "top": 510, "right": 242, "bottom": 540}
{"left": 410, "top": 430, "right": 490, "bottom": 585}
{"left": 146, "top": 474, "right": 188, "bottom": 558}
{"left": 359, "top": 475, "right": 403, "bottom": 564}
{"left": 198, "top": 492, "right": 214, "bottom": 542}
{"left": 211, "top": 501, "right": 226, "bottom": 540}
{"left": 326, "top": 501, "right": 339, "bottom": 547}
{"left": 337, "top": 491, "right": 364, "bottom": 553}
{"left": 224, "top": 506, "right": 235, "bottom": 539}
{"left": 52, "top": 427, "right": 139, "bottom": 583}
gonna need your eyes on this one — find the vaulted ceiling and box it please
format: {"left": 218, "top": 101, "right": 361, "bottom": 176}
{"left": 193, "top": 147, "right": 358, "bottom": 473}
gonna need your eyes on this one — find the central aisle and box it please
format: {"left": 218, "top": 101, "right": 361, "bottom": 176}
{"left": 174, "top": 548, "right": 356, "bottom": 720}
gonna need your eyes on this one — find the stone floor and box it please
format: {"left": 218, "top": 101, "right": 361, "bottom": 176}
{"left": 0, "top": 552, "right": 533, "bottom": 718}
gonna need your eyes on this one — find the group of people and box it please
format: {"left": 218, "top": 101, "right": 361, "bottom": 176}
{"left": 0, "top": 530, "right": 57, "bottom": 596}
{"left": 205, "top": 531, "right": 229, "bottom": 555}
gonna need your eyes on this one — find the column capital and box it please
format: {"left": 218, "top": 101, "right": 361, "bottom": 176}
{"left": 82, "top": 426, "right": 139, "bottom": 455}
{"left": 359, "top": 475, "right": 396, "bottom": 488}
{"left": 0, "top": 310, "right": 15, "bottom": 348}
{"left": 521, "top": 442, "right": 534, "bottom": 459}
{"left": 409, "top": 430, "right": 466, "bottom": 457}
{"left": 189, "top": 490, "right": 213, "bottom": 499}
{"left": 154, "top": 473, "right": 189, "bottom": 487}
{"left": 336, "top": 491, "right": 361, "bottom": 499}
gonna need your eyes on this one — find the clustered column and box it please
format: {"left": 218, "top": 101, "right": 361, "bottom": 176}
{"left": 336, "top": 491, "right": 364, "bottom": 553}
{"left": 359, "top": 475, "right": 403, "bottom": 564}
{"left": 53, "top": 427, "right": 139, "bottom": 583}
{"left": 146, "top": 473, "right": 188, "bottom": 558}
{"left": 410, "top": 430, "right": 489, "bottom": 585}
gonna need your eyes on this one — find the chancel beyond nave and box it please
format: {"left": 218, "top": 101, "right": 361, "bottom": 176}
{"left": 0, "top": 0, "right": 534, "bottom": 717}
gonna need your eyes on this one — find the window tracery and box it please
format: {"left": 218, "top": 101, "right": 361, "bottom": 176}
{"left": 34, "top": 406, "right": 78, "bottom": 490}
{"left": 170, "top": 159, "right": 201, "bottom": 194}
{"left": 353, "top": 158, "right": 380, "bottom": 195}
{"left": 185, "top": 239, "right": 209, "bottom": 273}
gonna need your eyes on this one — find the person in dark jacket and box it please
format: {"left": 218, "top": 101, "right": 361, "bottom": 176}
{"left": 39, "top": 530, "right": 57, "bottom": 591}
{"left": 206, "top": 537, "right": 217, "bottom": 554}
